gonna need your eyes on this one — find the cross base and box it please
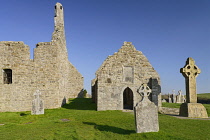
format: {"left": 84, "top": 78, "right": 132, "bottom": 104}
{"left": 179, "top": 103, "right": 208, "bottom": 118}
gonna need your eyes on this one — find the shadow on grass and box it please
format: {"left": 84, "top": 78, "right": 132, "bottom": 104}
{"left": 62, "top": 98, "right": 97, "bottom": 110}
{"left": 83, "top": 122, "right": 135, "bottom": 134}
{"left": 19, "top": 112, "right": 28, "bottom": 116}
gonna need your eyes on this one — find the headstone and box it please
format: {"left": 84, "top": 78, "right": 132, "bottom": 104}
{"left": 182, "top": 95, "right": 186, "bottom": 103}
{"left": 172, "top": 90, "right": 176, "bottom": 103}
{"left": 134, "top": 83, "right": 159, "bottom": 133}
{"left": 179, "top": 57, "right": 208, "bottom": 118}
{"left": 176, "top": 90, "right": 183, "bottom": 103}
{"left": 162, "top": 99, "right": 167, "bottom": 103}
{"left": 168, "top": 93, "right": 172, "bottom": 103}
{"left": 31, "top": 90, "right": 44, "bottom": 115}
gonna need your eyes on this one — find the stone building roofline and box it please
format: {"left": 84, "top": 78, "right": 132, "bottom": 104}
{"left": 36, "top": 42, "right": 52, "bottom": 48}
{"left": 119, "top": 41, "right": 136, "bottom": 52}
{"left": 123, "top": 41, "right": 133, "bottom": 46}
{"left": 0, "top": 41, "right": 25, "bottom": 45}
{"left": 95, "top": 41, "right": 138, "bottom": 75}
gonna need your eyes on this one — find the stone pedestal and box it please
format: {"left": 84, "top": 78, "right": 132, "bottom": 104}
{"left": 179, "top": 103, "right": 208, "bottom": 118}
{"left": 134, "top": 99, "right": 159, "bottom": 133}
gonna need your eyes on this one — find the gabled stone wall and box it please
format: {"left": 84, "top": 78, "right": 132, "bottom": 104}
{"left": 92, "top": 42, "right": 161, "bottom": 111}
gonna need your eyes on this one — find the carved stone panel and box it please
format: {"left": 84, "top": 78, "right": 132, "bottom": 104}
{"left": 123, "top": 66, "right": 134, "bottom": 83}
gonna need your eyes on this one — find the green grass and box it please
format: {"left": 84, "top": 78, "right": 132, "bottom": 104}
{"left": 197, "top": 93, "right": 210, "bottom": 100}
{"left": 0, "top": 98, "right": 210, "bottom": 140}
{"left": 162, "top": 102, "right": 182, "bottom": 108}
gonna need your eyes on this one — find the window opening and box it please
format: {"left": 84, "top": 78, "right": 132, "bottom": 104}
{"left": 3, "top": 69, "right": 12, "bottom": 84}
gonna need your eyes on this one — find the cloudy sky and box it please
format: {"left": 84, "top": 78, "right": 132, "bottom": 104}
{"left": 1, "top": 0, "right": 210, "bottom": 94}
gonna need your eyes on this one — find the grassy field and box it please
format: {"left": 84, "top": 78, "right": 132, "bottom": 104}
{"left": 0, "top": 98, "right": 210, "bottom": 140}
{"left": 197, "top": 93, "right": 210, "bottom": 100}
{"left": 162, "top": 93, "right": 210, "bottom": 103}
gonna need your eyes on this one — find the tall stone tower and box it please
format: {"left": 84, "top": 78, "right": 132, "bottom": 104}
{"left": 54, "top": 2, "right": 64, "bottom": 27}
{"left": 52, "top": 3, "right": 67, "bottom": 56}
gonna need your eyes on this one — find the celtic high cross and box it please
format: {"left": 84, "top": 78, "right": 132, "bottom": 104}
{"left": 180, "top": 57, "right": 201, "bottom": 103}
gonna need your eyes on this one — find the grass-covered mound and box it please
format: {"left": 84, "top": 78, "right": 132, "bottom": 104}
{"left": 0, "top": 98, "right": 210, "bottom": 140}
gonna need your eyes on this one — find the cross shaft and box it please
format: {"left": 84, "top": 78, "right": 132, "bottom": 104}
{"left": 180, "top": 57, "right": 201, "bottom": 103}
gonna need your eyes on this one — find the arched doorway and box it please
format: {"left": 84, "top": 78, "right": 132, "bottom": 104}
{"left": 123, "top": 87, "right": 133, "bottom": 110}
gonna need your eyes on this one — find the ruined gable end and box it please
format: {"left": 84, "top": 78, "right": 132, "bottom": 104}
{"left": 92, "top": 42, "right": 161, "bottom": 111}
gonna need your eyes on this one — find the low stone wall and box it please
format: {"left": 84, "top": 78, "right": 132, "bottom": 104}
{"left": 159, "top": 107, "right": 179, "bottom": 115}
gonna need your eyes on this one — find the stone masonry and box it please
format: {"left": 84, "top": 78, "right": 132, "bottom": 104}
{"left": 0, "top": 3, "right": 83, "bottom": 112}
{"left": 92, "top": 42, "right": 161, "bottom": 111}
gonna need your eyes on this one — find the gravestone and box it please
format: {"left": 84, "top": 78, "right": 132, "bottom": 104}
{"left": 176, "top": 90, "right": 183, "bottom": 103}
{"left": 134, "top": 83, "right": 159, "bottom": 133}
{"left": 31, "top": 90, "right": 44, "bottom": 115}
{"left": 172, "top": 90, "right": 176, "bottom": 103}
{"left": 177, "top": 90, "right": 186, "bottom": 103}
{"left": 182, "top": 95, "right": 186, "bottom": 103}
{"left": 162, "top": 99, "right": 167, "bottom": 102}
{"left": 179, "top": 57, "right": 208, "bottom": 118}
{"left": 168, "top": 93, "right": 172, "bottom": 103}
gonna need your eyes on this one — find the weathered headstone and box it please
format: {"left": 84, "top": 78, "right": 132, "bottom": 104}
{"left": 31, "top": 90, "right": 44, "bottom": 115}
{"left": 168, "top": 93, "right": 172, "bottom": 103}
{"left": 176, "top": 90, "right": 183, "bottom": 103}
{"left": 172, "top": 90, "right": 176, "bottom": 103}
{"left": 134, "top": 83, "right": 159, "bottom": 133}
{"left": 182, "top": 95, "right": 186, "bottom": 103}
{"left": 179, "top": 57, "right": 208, "bottom": 118}
{"left": 162, "top": 99, "right": 167, "bottom": 103}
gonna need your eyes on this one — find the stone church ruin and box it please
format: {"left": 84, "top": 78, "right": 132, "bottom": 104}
{"left": 0, "top": 3, "right": 83, "bottom": 112}
{"left": 92, "top": 42, "right": 161, "bottom": 111}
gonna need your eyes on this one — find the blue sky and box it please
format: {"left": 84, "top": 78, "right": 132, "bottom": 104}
{"left": 0, "top": 0, "right": 210, "bottom": 94}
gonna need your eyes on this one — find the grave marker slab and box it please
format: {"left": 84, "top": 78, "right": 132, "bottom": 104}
{"left": 176, "top": 90, "right": 184, "bottom": 103}
{"left": 168, "top": 93, "right": 172, "bottom": 103}
{"left": 172, "top": 90, "right": 176, "bottom": 103}
{"left": 31, "top": 90, "right": 44, "bottom": 115}
{"left": 134, "top": 84, "right": 159, "bottom": 133}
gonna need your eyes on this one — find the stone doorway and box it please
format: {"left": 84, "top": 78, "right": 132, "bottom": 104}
{"left": 123, "top": 87, "right": 133, "bottom": 110}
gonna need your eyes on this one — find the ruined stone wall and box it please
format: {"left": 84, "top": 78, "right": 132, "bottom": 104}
{"left": 34, "top": 42, "right": 61, "bottom": 109}
{"left": 0, "top": 3, "right": 83, "bottom": 112}
{"left": 0, "top": 41, "right": 35, "bottom": 111}
{"left": 92, "top": 42, "right": 161, "bottom": 111}
{"left": 67, "top": 63, "right": 84, "bottom": 98}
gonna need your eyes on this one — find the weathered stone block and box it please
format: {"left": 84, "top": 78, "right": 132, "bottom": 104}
{"left": 179, "top": 103, "right": 208, "bottom": 118}
{"left": 134, "top": 84, "right": 159, "bottom": 133}
{"left": 31, "top": 90, "right": 44, "bottom": 115}
{"left": 134, "top": 99, "right": 159, "bottom": 133}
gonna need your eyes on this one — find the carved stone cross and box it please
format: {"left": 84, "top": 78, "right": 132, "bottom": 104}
{"left": 138, "top": 83, "right": 152, "bottom": 100}
{"left": 180, "top": 57, "right": 201, "bottom": 103}
{"left": 178, "top": 90, "right": 182, "bottom": 95}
